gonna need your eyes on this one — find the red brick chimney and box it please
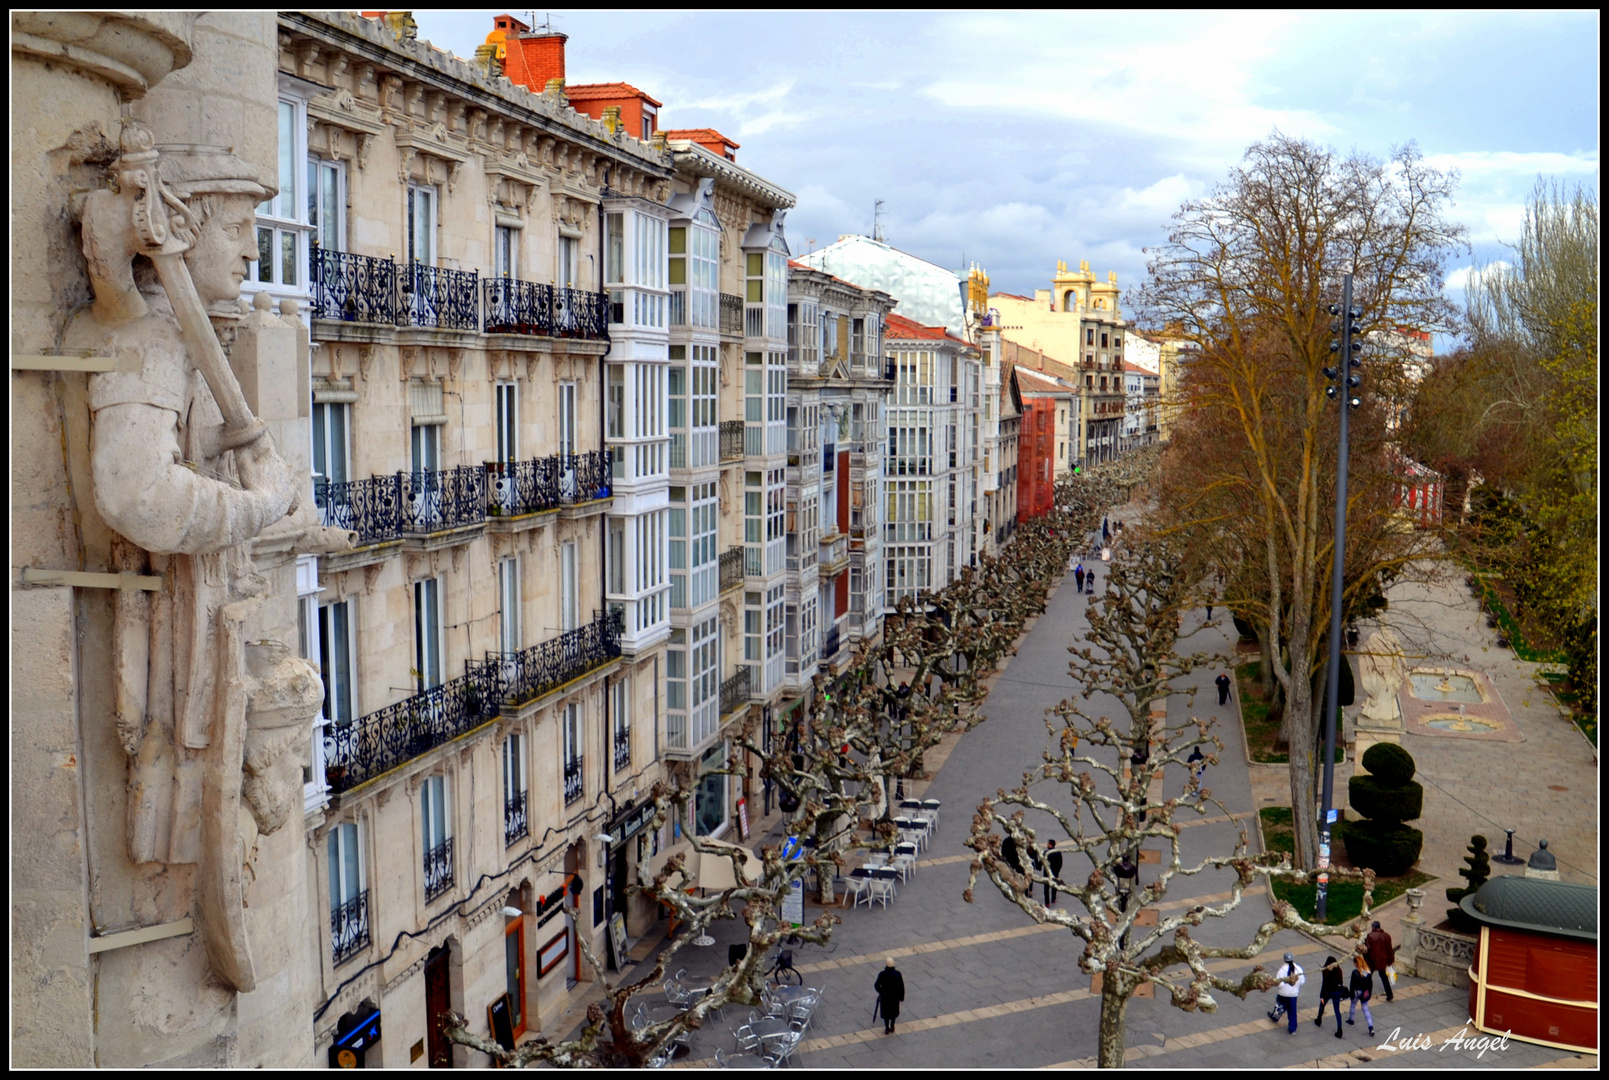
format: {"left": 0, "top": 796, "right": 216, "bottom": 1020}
{"left": 492, "top": 14, "right": 567, "bottom": 93}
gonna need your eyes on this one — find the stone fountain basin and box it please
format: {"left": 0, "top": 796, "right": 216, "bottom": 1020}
{"left": 1407, "top": 669, "right": 1484, "bottom": 704}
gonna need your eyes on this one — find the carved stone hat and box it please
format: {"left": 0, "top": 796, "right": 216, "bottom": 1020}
{"left": 156, "top": 142, "right": 275, "bottom": 201}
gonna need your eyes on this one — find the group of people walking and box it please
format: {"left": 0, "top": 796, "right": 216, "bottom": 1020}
{"left": 1268, "top": 922, "right": 1397, "bottom": 1039}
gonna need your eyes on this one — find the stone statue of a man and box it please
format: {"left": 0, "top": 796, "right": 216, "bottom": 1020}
{"left": 1358, "top": 627, "right": 1407, "bottom": 726}
{"left": 69, "top": 123, "right": 322, "bottom": 992}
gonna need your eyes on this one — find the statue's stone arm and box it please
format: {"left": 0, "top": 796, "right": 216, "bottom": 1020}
{"left": 92, "top": 400, "right": 294, "bottom": 555}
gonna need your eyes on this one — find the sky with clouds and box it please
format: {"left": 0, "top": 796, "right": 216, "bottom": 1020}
{"left": 414, "top": 10, "right": 1597, "bottom": 333}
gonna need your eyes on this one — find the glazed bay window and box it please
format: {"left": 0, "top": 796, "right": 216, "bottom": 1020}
{"left": 694, "top": 742, "right": 728, "bottom": 837}
{"left": 669, "top": 212, "right": 718, "bottom": 328}
{"left": 421, "top": 775, "right": 452, "bottom": 901}
{"left": 503, "top": 733, "right": 528, "bottom": 846}
{"left": 328, "top": 822, "right": 368, "bottom": 966}
{"left": 605, "top": 211, "right": 625, "bottom": 323}
{"left": 251, "top": 98, "right": 308, "bottom": 292}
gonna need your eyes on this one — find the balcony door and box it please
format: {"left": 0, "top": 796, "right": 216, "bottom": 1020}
{"left": 560, "top": 542, "right": 578, "bottom": 633}
{"left": 558, "top": 381, "right": 577, "bottom": 500}
{"left": 414, "top": 577, "right": 443, "bottom": 692}
{"left": 411, "top": 422, "right": 442, "bottom": 529}
{"left": 312, "top": 401, "right": 351, "bottom": 530}
{"left": 407, "top": 183, "right": 436, "bottom": 324}
{"left": 493, "top": 382, "right": 518, "bottom": 512}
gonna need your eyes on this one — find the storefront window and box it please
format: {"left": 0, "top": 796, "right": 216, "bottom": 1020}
{"left": 693, "top": 742, "right": 728, "bottom": 837}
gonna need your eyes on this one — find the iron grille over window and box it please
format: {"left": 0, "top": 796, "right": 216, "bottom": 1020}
{"left": 423, "top": 837, "right": 454, "bottom": 901}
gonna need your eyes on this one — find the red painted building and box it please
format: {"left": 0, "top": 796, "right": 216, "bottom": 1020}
{"left": 1016, "top": 377, "right": 1055, "bottom": 523}
{"left": 1462, "top": 876, "right": 1597, "bottom": 1054}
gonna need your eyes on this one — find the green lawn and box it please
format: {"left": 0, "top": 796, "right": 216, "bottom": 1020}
{"left": 1258, "top": 807, "right": 1435, "bottom": 924}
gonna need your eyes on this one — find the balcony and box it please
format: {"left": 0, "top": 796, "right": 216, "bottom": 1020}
{"left": 486, "top": 451, "right": 612, "bottom": 518}
{"left": 469, "top": 609, "right": 622, "bottom": 712}
{"left": 309, "top": 245, "right": 610, "bottom": 341}
{"left": 402, "top": 464, "right": 487, "bottom": 534}
{"left": 311, "top": 248, "right": 400, "bottom": 324}
{"left": 315, "top": 474, "right": 405, "bottom": 548}
{"left": 330, "top": 890, "right": 370, "bottom": 967}
{"left": 504, "top": 791, "right": 528, "bottom": 847}
{"left": 720, "top": 667, "right": 751, "bottom": 718}
{"left": 484, "top": 277, "right": 610, "bottom": 339}
{"left": 719, "top": 545, "right": 745, "bottom": 593}
{"left": 720, "top": 420, "right": 745, "bottom": 463}
{"left": 322, "top": 671, "right": 500, "bottom": 795}
{"left": 404, "top": 263, "right": 479, "bottom": 331}
{"left": 423, "top": 837, "right": 454, "bottom": 901}
{"left": 563, "top": 757, "right": 584, "bottom": 806}
{"left": 720, "top": 293, "right": 744, "bottom": 336}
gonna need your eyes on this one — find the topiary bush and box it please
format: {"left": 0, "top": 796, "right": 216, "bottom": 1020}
{"left": 1344, "top": 742, "right": 1424, "bottom": 876}
{"left": 1446, "top": 835, "right": 1490, "bottom": 932}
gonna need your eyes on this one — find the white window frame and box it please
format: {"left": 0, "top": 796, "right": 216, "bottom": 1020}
{"left": 414, "top": 577, "right": 443, "bottom": 691}
{"left": 421, "top": 774, "right": 451, "bottom": 851}
{"left": 328, "top": 820, "right": 365, "bottom": 911}
{"left": 499, "top": 557, "right": 522, "bottom": 655}
{"left": 312, "top": 400, "right": 351, "bottom": 485}
{"left": 407, "top": 183, "right": 436, "bottom": 267}
{"left": 248, "top": 96, "right": 313, "bottom": 297}
{"left": 308, "top": 155, "right": 345, "bottom": 254}
{"left": 495, "top": 381, "right": 519, "bottom": 464}
{"left": 560, "top": 541, "right": 578, "bottom": 633}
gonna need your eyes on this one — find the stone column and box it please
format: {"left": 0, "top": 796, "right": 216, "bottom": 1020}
{"left": 1396, "top": 886, "right": 1426, "bottom": 977}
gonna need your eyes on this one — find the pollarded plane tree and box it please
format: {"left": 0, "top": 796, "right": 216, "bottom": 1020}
{"left": 1134, "top": 133, "right": 1467, "bottom": 867}
{"left": 965, "top": 530, "right": 1378, "bottom": 1068}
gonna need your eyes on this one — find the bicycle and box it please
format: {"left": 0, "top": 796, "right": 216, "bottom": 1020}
{"left": 763, "top": 947, "right": 804, "bottom": 986}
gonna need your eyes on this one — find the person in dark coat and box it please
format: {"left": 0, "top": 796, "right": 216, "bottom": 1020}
{"left": 874, "top": 958, "right": 905, "bottom": 1033}
{"left": 1215, "top": 672, "right": 1232, "bottom": 706}
{"left": 1314, "top": 955, "right": 1346, "bottom": 1036}
{"left": 1075, "top": 564, "right": 1085, "bottom": 592}
{"left": 1186, "top": 746, "right": 1206, "bottom": 799}
{"left": 1044, "top": 839, "right": 1064, "bottom": 905}
{"left": 1001, "top": 834, "right": 1023, "bottom": 875}
{"left": 1086, "top": 570, "right": 1097, "bottom": 595}
{"left": 1363, "top": 922, "right": 1395, "bottom": 1000}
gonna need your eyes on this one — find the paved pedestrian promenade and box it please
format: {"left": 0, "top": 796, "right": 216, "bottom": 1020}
{"left": 562, "top": 512, "right": 1595, "bottom": 1068}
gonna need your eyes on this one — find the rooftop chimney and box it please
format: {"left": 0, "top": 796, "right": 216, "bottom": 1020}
{"left": 490, "top": 13, "right": 567, "bottom": 94}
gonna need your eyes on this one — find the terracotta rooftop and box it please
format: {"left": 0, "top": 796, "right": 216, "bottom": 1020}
{"left": 1014, "top": 366, "right": 1071, "bottom": 392}
{"left": 662, "top": 128, "right": 740, "bottom": 151}
{"left": 1122, "top": 361, "right": 1156, "bottom": 375}
{"left": 884, "top": 312, "right": 968, "bottom": 346}
{"left": 564, "top": 81, "right": 663, "bottom": 107}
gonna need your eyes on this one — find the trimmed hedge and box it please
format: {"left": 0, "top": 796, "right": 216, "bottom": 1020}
{"left": 1348, "top": 774, "right": 1424, "bottom": 824}
{"left": 1360, "top": 742, "right": 1416, "bottom": 785}
{"left": 1341, "top": 820, "right": 1424, "bottom": 877}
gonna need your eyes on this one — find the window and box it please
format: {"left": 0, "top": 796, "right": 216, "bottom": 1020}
{"left": 328, "top": 821, "right": 367, "bottom": 964}
{"left": 694, "top": 742, "right": 727, "bottom": 837}
{"left": 1087, "top": 328, "right": 1095, "bottom": 346}
{"left": 562, "top": 702, "right": 584, "bottom": 805}
{"left": 611, "top": 677, "right": 630, "bottom": 772}
{"left": 495, "top": 382, "right": 518, "bottom": 463}
{"left": 1101, "top": 332, "right": 1109, "bottom": 349}
{"left": 422, "top": 775, "right": 452, "bottom": 899}
{"left": 499, "top": 558, "right": 521, "bottom": 654}
{"left": 495, "top": 223, "right": 518, "bottom": 279}
{"left": 311, "top": 401, "right": 350, "bottom": 485}
{"left": 318, "top": 599, "right": 356, "bottom": 730}
{"left": 503, "top": 733, "right": 528, "bottom": 844}
{"left": 251, "top": 98, "right": 312, "bottom": 291}
{"left": 411, "top": 421, "right": 442, "bottom": 529}
{"left": 414, "top": 578, "right": 442, "bottom": 691}
{"left": 407, "top": 184, "right": 435, "bottom": 266}
{"left": 558, "top": 382, "right": 577, "bottom": 458}
{"left": 558, "top": 235, "right": 579, "bottom": 289}
{"left": 608, "top": 517, "right": 626, "bottom": 595}
{"left": 560, "top": 542, "right": 578, "bottom": 632}
{"left": 641, "top": 104, "right": 656, "bottom": 141}
{"left": 308, "top": 157, "right": 343, "bottom": 253}
{"left": 606, "top": 365, "right": 625, "bottom": 440}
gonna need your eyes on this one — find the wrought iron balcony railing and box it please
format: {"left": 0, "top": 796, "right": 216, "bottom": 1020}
{"left": 311, "top": 246, "right": 401, "bottom": 324}
{"left": 402, "top": 464, "right": 488, "bottom": 534}
{"left": 553, "top": 286, "right": 610, "bottom": 339}
{"left": 484, "top": 276, "right": 558, "bottom": 336}
{"left": 504, "top": 790, "right": 528, "bottom": 847}
{"left": 719, "top": 546, "right": 745, "bottom": 592}
{"left": 485, "top": 451, "right": 612, "bottom": 517}
{"left": 315, "top": 474, "right": 406, "bottom": 548}
{"left": 613, "top": 726, "right": 631, "bottom": 772}
{"left": 563, "top": 757, "right": 584, "bottom": 806}
{"left": 322, "top": 670, "right": 500, "bottom": 795}
{"left": 466, "top": 609, "right": 622, "bottom": 712}
{"left": 720, "top": 666, "right": 751, "bottom": 716}
{"left": 404, "top": 263, "right": 479, "bottom": 330}
{"left": 423, "top": 837, "right": 454, "bottom": 901}
{"left": 719, "top": 420, "right": 745, "bottom": 462}
{"left": 330, "top": 889, "right": 370, "bottom": 967}
{"left": 720, "top": 293, "right": 744, "bottom": 336}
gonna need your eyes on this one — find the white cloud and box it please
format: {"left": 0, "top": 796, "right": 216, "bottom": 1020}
{"left": 1443, "top": 260, "right": 1512, "bottom": 294}
{"left": 1423, "top": 150, "right": 1600, "bottom": 180}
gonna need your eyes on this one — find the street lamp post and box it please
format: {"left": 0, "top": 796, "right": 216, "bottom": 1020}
{"left": 1317, "top": 274, "right": 1362, "bottom": 920}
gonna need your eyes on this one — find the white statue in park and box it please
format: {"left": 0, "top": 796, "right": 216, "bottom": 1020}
{"left": 1357, "top": 627, "right": 1408, "bottom": 726}
{"left": 69, "top": 123, "right": 344, "bottom": 992}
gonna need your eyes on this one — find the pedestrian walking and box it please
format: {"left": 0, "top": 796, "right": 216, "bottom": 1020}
{"left": 1206, "top": 589, "right": 1215, "bottom": 620}
{"left": 1215, "top": 671, "right": 1232, "bottom": 706}
{"left": 1364, "top": 921, "right": 1396, "bottom": 1001}
{"left": 1102, "top": 517, "right": 1110, "bottom": 540}
{"left": 1044, "top": 839, "right": 1063, "bottom": 905}
{"left": 1087, "top": 570, "right": 1097, "bottom": 595}
{"left": 1187, "top": 746, "right": 1206, "bottom": 798}
{"left": 1314, "top": 955, "right": 1346, "bottom": 1037}
{"left": 1001, "top": 834, "right": 1024, "bottom": 875}
{"left": 1075, "top": 564, "right": 1085, "bottom": 592}
{"left": 874, "top": 958, "right": 905, "bottom": 1034}
{"left": 1269, "top": 952, "right": 1305, "bottom": 1034}
{"left": 1346, "top": 955, "right": 1375, "bottom": 1037}
{"left": 1113, "top": 853, "right": 1138, "bottom": 948}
